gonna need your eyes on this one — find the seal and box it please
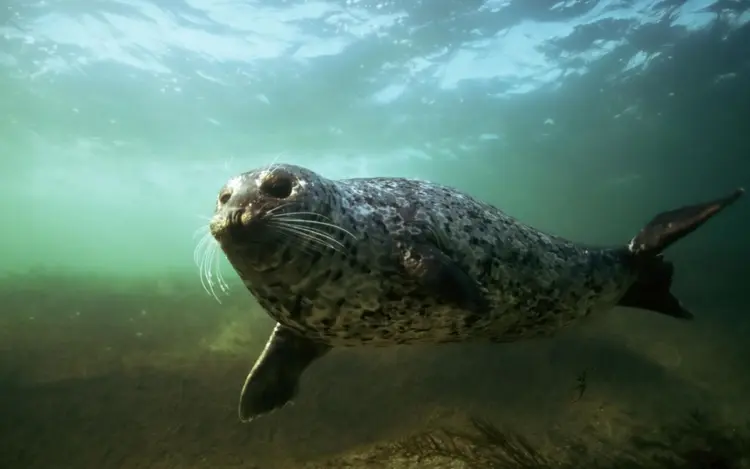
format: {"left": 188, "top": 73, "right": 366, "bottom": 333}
{"left": 208, "top": 163, "right": 744, "bottom": 422}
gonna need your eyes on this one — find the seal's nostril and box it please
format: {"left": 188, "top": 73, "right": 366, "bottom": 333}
{"left": 235, "top": 209, "right": 243, "bottom": 225}
{"left": 228, "top": 208, "right": 243, "bottom": 226}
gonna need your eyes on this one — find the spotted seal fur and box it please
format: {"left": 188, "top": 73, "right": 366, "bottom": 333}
{"left": 208, "top": 163, "right": 743, "bottom": 422}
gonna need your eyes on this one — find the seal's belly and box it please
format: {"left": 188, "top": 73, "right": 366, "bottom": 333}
{"left": 260, "top": 293, "right": 474, "bottom": 346}
{"left": 255, "top": 286, "right": 619, "bottom": 347}
{"left": 307, "top": 304, "right": 470, "bottom": 346}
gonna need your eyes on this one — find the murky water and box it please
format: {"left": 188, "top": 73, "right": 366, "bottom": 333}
{"left": 1, "top": 1, "right": 749, "bottom": 468}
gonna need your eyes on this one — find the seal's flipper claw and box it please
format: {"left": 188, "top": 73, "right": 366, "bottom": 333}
{"left": 402, "top": 243, "right": 488, "bottom": 313}
{"left": 628, "top": 188, "right": 744, "bottom": 255}
{"left": 238, "top": 323, "right": 330, "bottom": 423}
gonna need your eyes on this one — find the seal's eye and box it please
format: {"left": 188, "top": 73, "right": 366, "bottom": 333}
{"left": 218, "top": 191, "right": 231, "bottom": 205}
{"left": 260, "top": 174, "right": 293, "bottom": 199}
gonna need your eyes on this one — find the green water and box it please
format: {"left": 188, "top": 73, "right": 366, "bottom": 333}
{"left": 1, "top": 1, "right": 750, "bottom": 468}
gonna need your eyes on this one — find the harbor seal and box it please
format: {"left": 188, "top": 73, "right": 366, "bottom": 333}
{"left": 208, "top": 163, "right": 744, "bottom": 422}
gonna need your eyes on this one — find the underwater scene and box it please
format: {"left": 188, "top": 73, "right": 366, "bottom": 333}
{"left": 1, "top": 0, "right": 750, "bottom": 468}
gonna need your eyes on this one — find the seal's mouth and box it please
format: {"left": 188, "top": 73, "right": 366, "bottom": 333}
{"left": 224, "top": 206, "right": 257, "bottom": 236}
{"left": 210, "top": 205, "right": 268, "bottom": 246}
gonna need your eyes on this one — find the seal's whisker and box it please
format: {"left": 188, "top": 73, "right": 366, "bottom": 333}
{"left": 266, "top": 202, "right": 295, "bottom": 216}
{"left": 192, "top": 224, "right": 210, "bottom": 240}
{"left": 192, "top": 235, "right": 204, "bottom": 266}
{"left": 204, "top": 243, "right": 223, "bottom": 304}
{"left": 273, "top": 225, "right": 332, "bottom": 255}
{"left": 274, "top": 222, "right": 348, "bottom": 251}
{"left": 264, "top": 151, "right": 286, "bottom": 177}
{"left": 274, "top": 226, "right": 330, "bottom": 256}
{"left": 216, "top": 268, "right": 230, "bottom": 294}
{"left": 197, "top": 235, "right": 215, "bottom": 271}
{"left": 272, "top": 223, "right": 343, "bottom": 252}
{"left": 194, "top": 214, "right": 213, "bottom": 223}
{"left": 272, "top": 211, "right": 332, "bottom": 221}
{"left": 193, "top": 231, "right": 211, "bottom": 267}
{"left": 192, "top": 230, "right": 227, "bottom": 304}
{"left": 196, "top": 234, "right": 216, "bottom": 301}
{"left": 271, "top": 223, "right": 345, "bottom": 253}
{"left": 274, "top": 218, "right": 358, "bottom": 242}
{"left": 211, "top": 242, "right": 230, "bottom": 295}
{"left": 201, "top": 242, "right": 218, "bottom": 300}
{"left": 206, "top": 248, "right": 220, "bottom": 302}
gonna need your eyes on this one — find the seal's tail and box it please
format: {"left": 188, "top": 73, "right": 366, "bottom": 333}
{"left": 617, "top": 188, "right": 745, "bottom": 319}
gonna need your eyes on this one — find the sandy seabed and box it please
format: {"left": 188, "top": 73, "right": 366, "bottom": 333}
{"left": 0, "top": 273, "right": 748, "bottom": 469}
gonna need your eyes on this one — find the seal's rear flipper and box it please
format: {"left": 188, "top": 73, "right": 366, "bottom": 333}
{"left": 618, "top": 188, "right": 744, "bottom": 319}
{"left": 628, "top": 188, "right": 744, "bottom": 255}
{"left": 617, "top": 260, "right": 692, "bottom": 319}
{"left": 239, "top": 323, "right": 330, "bottom": 422}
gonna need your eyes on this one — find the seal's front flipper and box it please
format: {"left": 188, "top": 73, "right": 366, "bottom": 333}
{"left": 619, "top": 187, "right": 744, "bottom": 320}
{"left": 401, "top": 243, "right": 488, "bottom": 313}
{"left": 239, "top": 323, "right": 330, "bottom": 422}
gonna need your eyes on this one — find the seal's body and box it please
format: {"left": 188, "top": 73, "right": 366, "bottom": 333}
{"left": 208, "top": 164, "right": 743, "bottom": 422}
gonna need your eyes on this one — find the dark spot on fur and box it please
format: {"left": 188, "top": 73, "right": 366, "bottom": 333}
{"left": 533, "top": 298, "right": 557, "bottom": 317}
{"left": 288, "top": 295, "right": 303, "bottom": 321}
{"left": 398, "top": 205, "right": 417, "bottom": 222}
{"left": 385, "top": 290, "right": 401, "bottom": 302}
{"left": 361, "top": 310, "right": 376, "bottom": 320}
{"left": 309, "top": 250, "right": 322, "bottom": 265}
{"left": 281, "top": 249, "right": 293, "bottom": 264}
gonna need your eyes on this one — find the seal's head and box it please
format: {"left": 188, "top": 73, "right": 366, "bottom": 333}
{"left": 209, "top": 164, "right": 339, "bottom": 273}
